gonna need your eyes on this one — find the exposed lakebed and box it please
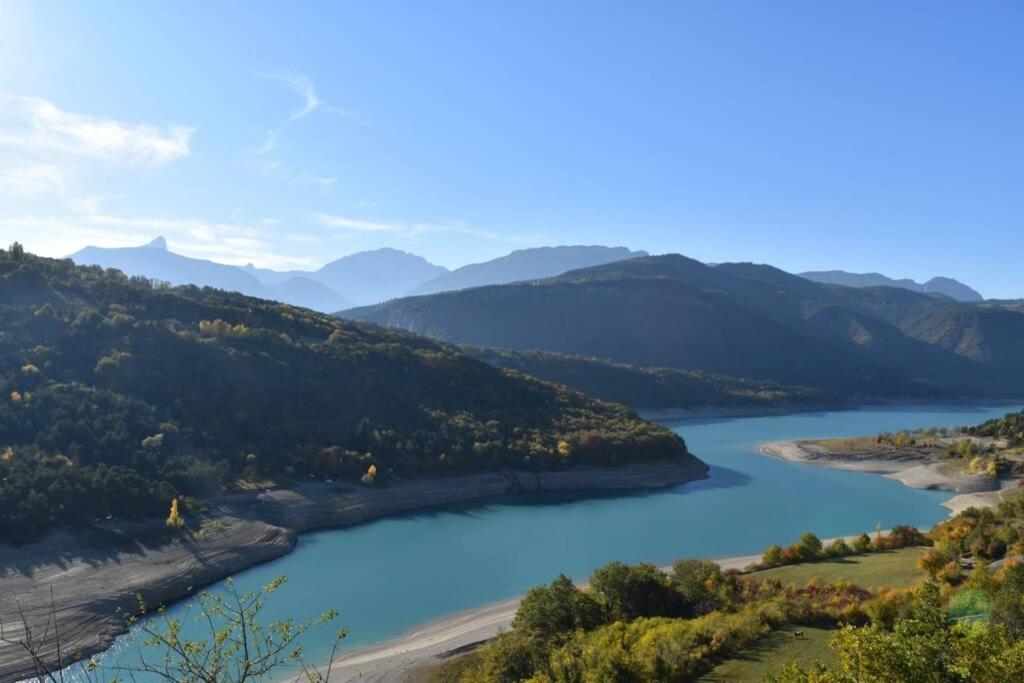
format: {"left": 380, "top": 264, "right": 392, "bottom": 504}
{"left": 79, "top": 404, "right": 1020, "bottom": 679}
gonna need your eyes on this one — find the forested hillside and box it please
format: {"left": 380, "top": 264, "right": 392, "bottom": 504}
{"left": 347, "top": 255, "right": 1023, "bottom": 400}
{"left": 0, "top": 246, "right": 690, "bottom": 540}
{"left": 465, "top": 347, "right": 830, "bottom": 411}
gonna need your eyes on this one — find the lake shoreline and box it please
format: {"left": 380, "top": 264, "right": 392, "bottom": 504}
{"left": 6, "top": 401, "right": 1019, "bottom": 681}
{"left": 0, "top": 458, "right": 708, "bottom": 682}
{"left": 759, "top": 439, "right": 1019, "bottom": 515}
{"left": 639, "top": 397, "right": 1024, "bottom": 423}
{"left": 295, "top": 531, "right": 901, "bottom": 683}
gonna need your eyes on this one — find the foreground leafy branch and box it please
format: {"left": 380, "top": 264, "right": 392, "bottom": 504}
{"left": 2, "top": 575, "right": 344, "bottom": 683}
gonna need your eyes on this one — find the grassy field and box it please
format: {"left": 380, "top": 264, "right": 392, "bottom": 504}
{"left": 749, "top": 547, "right": 927, "bottom": 589}
{"left": 700, "top": 625, "right": 834, "bottom": 682}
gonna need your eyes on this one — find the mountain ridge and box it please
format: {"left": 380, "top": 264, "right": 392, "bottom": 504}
{"left": 345, "top": 254, "right": 1024, "bottom": 400}
{"left": 799, "top": 269, "right": 984, "bottom": 302}
{"left": 410, "top": 245, "right": 648, "bottom": 296}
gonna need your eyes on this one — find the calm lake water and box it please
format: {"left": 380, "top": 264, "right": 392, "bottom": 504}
{"left": 81, "top": 403, "right": 1020, "bottom": 676}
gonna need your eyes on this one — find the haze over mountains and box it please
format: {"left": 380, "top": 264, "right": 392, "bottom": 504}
{"left": 242, "top": 248, "right": 446, "bottom": 307}
{"left": 411, "top": 245, "right": 648, "bottom": 296}
{"left": 69, "top": 240, "right": 652, "bottom": 312}
{"left": 799, "top": 270, "right": 983, "bottom": 302}
{"left": 346, "top": 254, "right": 1024, "bottom": 406}
{"left": 68, "top": 236, "right": 1021, "bottom": 410}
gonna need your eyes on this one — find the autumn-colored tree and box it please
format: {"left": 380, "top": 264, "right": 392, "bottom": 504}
{"left": 166, "top": 498, "right": 185, "bottom": 529}
{"left": 917, "top": 548, "right": 950, "bottom": 579}
{"left": 893, "top": 430, "right": 915, "bottom": 448}
{"left": 762, "top": 544, "right": 785, "bottom": 567}
{"left": 361, "top": 463, "right": 377, "bottom": 485}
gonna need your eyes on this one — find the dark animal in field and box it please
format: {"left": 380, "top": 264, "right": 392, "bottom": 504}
{"left": 793, "top": 631, "right": 805, "bottom": 640}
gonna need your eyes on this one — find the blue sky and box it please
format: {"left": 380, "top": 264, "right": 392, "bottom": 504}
{"left": 1, "top": 1, "right": 1021, "bottom": 297}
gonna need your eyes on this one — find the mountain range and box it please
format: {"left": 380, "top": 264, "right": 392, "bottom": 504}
{"left": 69, "top": 240, "right": 650, "bottom": 313}
{"left": 345, "top": 254, "right": 1024, "bottom": 404}
{"left": 410, "top": 245, "right": 648, "bottom": 296}
{"left": 799, "top": 270, "right": 983, "bottom": 302}
{"left": 242, "top": 248, "right": 446, "bottom": 307}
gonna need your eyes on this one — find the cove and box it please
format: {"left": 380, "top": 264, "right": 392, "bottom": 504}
{"left": 79, "top": 403, "right": 1020, "bottom": 677}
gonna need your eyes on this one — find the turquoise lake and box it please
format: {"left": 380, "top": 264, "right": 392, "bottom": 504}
{"left": 82, "top": 403, "right": 1020, "bottom": 676}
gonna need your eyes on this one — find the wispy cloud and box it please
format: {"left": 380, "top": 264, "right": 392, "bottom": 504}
{"left": 77, "top": 213, "right": 319, "bottom": 269}
{"left": 67, "top": 195, "right": 112, "bottom": 215}
{"left": 0, "top": 94, "right": 193, "bottom": 166}
{"left": 314, "top": 212, "right": 545, "bottom": 244}
{"left": 258, "top": 71, "right": 354, "bottom": 121}
{"left": 0, "top": 209, "right": 314, "bottom": 271}
{"left": 0, "top": 161, "right": 65, "bottom": 198}
{"left": 256, "top": 129, "right": 276, "bottom": 155}
{"left": 84, "top": 213, "right": 266, "bottom": 246}
{"left": 315, "top": 213, "right": 403, "bottom": 233}
{"left": 255, "top": 157, "right": 338, "bottom": 189}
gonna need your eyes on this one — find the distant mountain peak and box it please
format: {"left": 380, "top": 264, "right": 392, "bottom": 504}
{"left": 799, "top": 270, "right": 983, "bottom": 302}
{"left": 144, "top": 236, "right": 168, "bottom": 250}
{"left": 411, "top": 244, "right": 648, "bottom": 296}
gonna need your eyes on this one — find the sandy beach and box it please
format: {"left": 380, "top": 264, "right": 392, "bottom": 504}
{"left": 0, "top": 458, "right": 708, "bottom": 682}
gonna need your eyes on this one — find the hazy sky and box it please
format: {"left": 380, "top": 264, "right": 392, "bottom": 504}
{"left": 1, "top": 1, "right": 1021, "bottom": 296}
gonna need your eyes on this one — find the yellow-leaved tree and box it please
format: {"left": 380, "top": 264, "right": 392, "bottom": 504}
{"left": 166, "top": 498, "right": 185, "bottom": 529}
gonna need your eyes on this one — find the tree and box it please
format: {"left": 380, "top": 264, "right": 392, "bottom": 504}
{"left": 992, "top": 563, "right": 1024, "bottom": 637}
{"left": 670, "top": 559, "right": 723, "bottom": 615}
{"left": 111, "top": 576, "right": 344, "bottom": 682}
{"left": 589, "top": 562, "right": 682, "bottom": 622}
{"left": 512, "top": 574, "right": 602, "bottom": 645}
{"left": 8, "top": 241, "right": 24, "bottom": 260}
{"left": 893, "top": 430, "right": 915, "bottom": 448}
{"left": 824, "top": 538, "right": 850, "bottom": 558}
{"left": 166, "top": 498, "right": 185, "bottom": 529}
{"left": 851, "top": 533, "right": 872, "bottom": 553}
{"left": 796, "top": 532, "right": 823, "bottom": 560}
{"left": 478, "top": 631, "right": 538, "bottom": 683}
{"left": 918, "top": 548, "right": 951, "bottom": 579}
{"left": 769, "top": 581, "right": 1024, "bottom": 682}
{"left": 1, "top": 576, "right": 343, "bottom": 683}
{"left": 762, "top": 544, "right": 785, "bottom": 566}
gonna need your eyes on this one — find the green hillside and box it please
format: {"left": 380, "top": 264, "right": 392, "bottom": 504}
{"left": 0, "top": 247, "right": 691, "bottom": 540}
{"left": 464, "top": 347, "right": 831, "bottom": 410}
{"left": 345, "top": 255, "right": 1022, "bottom": 400}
